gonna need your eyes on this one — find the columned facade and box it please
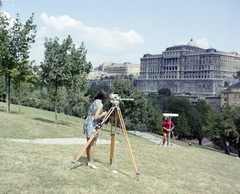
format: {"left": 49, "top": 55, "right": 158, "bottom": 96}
{"left": 136, "top": 39, "right": 240, "bottom": 96}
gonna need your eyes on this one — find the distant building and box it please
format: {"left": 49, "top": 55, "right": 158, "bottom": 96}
{"left": 103, "top": 62, "right": 140, "bottom": 77}
{"left": 221, "top": 81, "right": 240, "bottom": 107}
{"left": 136, "top": 39, "right": 240, "bottom": 97}
{"left": 176, "top": 95, "right": 221, "bottom": 108}
{"left": 88, "top": 70, "right": 107, "bottom": 80}
{"left": 87, "top": 62, "right": 140, "bottom": 88}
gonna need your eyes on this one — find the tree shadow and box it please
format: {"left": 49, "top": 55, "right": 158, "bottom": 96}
{"left": 198, "top": 144, "right": 238, "bottom": 157}
{"left": 0, "top": 107, "right": 22, "bottom": 115}
{"left": 34, "top": 117, "right": 70, "bottom": 126}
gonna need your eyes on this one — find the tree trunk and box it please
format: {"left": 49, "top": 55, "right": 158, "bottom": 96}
{"left": 54, "top": 85, "right": 58, "bottom": 124}
{"left": 18, "top": 80, "right": 21, "bottom": 112}
{"left": 198, "top": 137, "right": 202, "bottom": 145}
{"left": 5, "top": 73, "right": 10, "bottom": 113}
{"left": 223, "top": 141, "right": 230, "bottom": 155}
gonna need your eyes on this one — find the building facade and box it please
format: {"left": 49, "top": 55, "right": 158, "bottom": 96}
{"left": 103, "top": 62, "right": 140, "bottom": 77}
{"left": 136, "top": 39, "right": 240, "bottom": 97}
{"left": 86, "top": 62, "right": 139, "bottom": 88}
{"left": 221, "top": 81, "right": 240, "bottom": 107}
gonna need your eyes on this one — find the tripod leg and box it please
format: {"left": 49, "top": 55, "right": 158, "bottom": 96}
{"left": 167, "top": 131, "right": 170, "bottom": 147}
{"left": 158, "top": 139, "right": 163, "bottom": 146}
{"left": 171, "top": 131, "right": 178, "bottom": 148}
{"left": 70, "top": 108, "right": 114, "bottom": 170}
{"left": 70, "top": 133, "right": 96, "bottom": 170}
{"left": 117, "top": 109, "right": 140, "bottom": 181}
{"left": 109, "top": 113, "right": 115, "bottom": 165}
{"left": 168, "top": 117, "right": 172, "bottom": 147}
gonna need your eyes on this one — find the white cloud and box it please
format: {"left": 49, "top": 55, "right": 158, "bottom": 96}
{"left": 177, "top": 37, "right": 210, "bottom": 48}
{"left": 31, "top": 13, "right": 145, "bottom": 66}
{"left": 1, "top": 11, "right": 15, "bottom": 27}
{"left": 82, "top": 27, "right": 144, "bottom": 53}
{"left": 1, "top": 11, "right": 144, "bottom": 66}
{"left": 196, "top": 38, "right": 210, "bottom": 49}
{"left": 40, "top": 13, "right": 83, "bottom": 31}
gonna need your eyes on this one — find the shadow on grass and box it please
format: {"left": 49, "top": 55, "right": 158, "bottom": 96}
{"left": 94, "top": 158, "right": 132, "bottom": 179}
{"left": 69, "top": 156, "right": 88, "bottom": 170}
{"left": 0, "top": 106, "right": 22, "bottom": 115}
{"left": 34, "top": 117, "right": 70, "bottom": 126}
{"left": 72, "top": 155, "right": 132, "bottom": 179}
{"left": 193, "top": 144, "right": 238, "bottom": 157}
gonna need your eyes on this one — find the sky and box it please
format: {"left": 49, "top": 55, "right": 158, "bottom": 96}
{"left": 1, "top": 0, "right": 240, "bottom": 68}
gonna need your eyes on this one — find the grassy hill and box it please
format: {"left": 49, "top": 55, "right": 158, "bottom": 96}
{"left": 0, "top": 102, "right": 240, "bottom": 194}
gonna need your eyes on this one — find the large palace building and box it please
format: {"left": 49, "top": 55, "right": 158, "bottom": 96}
{"left": 135, "top": 39, "right": 240, "bottom": 97}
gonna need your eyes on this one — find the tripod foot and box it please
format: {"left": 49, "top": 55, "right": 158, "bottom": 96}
{"left": 136, "top": 172, "right": 140, "bottom": 181}
{"left": 112, "top": 170, "right": 117, "bottom": 173}
{"left": 110, "top": 158, "right": 113, "bottom": 165}
{"left": 70, "top": 160, "right": 76, "bottom": 170}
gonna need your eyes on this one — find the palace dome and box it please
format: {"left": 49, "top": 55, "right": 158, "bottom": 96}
{"left": 187, "top": 39, "right": 197, "bottom": 47}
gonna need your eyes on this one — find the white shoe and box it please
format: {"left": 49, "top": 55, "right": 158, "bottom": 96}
{"left": 88, "top": 163, "right": 97, "bottom": 169}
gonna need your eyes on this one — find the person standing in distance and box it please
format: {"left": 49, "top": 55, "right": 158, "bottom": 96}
{"left": 162, "top": 116, "right": 174, "bottom": 147}
{"left": 83, "top": 89, "right": 108, "bottom": 169}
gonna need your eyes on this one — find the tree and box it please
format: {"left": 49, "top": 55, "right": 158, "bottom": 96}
{"left": 0, "top": 12, "right": 37, "bottom": 112}
{"left": 233, "top": 70, "right": 240, "bottom": 81}
{"left": 158, "top": 88, "right": 171, "bottom": 96}
{"left": 0, "top": 74, "right": 5, "bottom": 101}
{"left": 176, "top": 113, "right": 191, "bottom": 140}
{"left": 85, "top": 82, "right": 110, "bottom": 99}
{"left": 145, "top": 98, "right": 162, "bottom": 134}
{"left": 39, "top": 35, "right": 92, "bottom": 124}
{"left": 163, "top": 96, "right": 202, "bottom": 141}
{"left": 232, "top": 107, "right": 240, "bottom": 157}
{"left": 109, "top": 78, "right": 147, "bottom": 131}
{"left": 194, "top": 99, "right": 211, "bottom": 145}
{"left": 188, "top": 108, "right": 202, "bottom": 143}
{"left": 12, "top": 61, "right": 37, "bottom": 112}
{"left": 109, "top": 78, "right": 162, "bottom": 133}
{"left": 163, "top": 96, "right": 193, "bottom": 121}
{"left": 209, "top": 107, "right": 238, "bottom": 155}
{"left": 63, "top": 87, "right": 89, "bottom": 119}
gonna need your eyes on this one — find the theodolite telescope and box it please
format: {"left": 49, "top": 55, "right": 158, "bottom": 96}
{"left": 109, "top": 93, "right": 134, "bottom": 107}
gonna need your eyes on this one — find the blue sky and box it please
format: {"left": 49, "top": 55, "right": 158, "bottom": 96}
{"left": 2, "top": 0, "right": 240, "bottom": 68}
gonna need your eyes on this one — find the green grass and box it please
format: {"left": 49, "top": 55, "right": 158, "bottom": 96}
{"left": 0, "top": 102, "right": 240, "bottom": 194}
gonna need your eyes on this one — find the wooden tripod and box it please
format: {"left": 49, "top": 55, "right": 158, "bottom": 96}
{"left": 70, "top": 95, "right": 140, "bottom": 181}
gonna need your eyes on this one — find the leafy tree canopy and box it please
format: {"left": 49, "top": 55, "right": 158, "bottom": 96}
{"left": 0, "top": 12, "right": 37, "bottom": 112}
{"left": 39, "top": 35, "right": 92, "bottom": 123}
{"left": 158, "top": 88, "right": 171, "bottom": 96}
{"left": 233, "top": 70, "right": 240, "bottom": 81}
{"left": 209, "top": 106, "right": 240, "bottom": 153}
{"left": 109, "top": 78, "right": 162, "bottom": 133}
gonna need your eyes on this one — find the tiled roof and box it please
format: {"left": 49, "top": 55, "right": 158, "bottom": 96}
{"left": 222, "top": 81, "right": 240, "bottom": 93}
{"left": 229, "top": 81, "right": 240, "bottom": 88}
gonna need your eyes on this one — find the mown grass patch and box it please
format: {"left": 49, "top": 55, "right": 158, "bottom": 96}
{"left": 0, "top": 102, "right": 240, "bottom": 194}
